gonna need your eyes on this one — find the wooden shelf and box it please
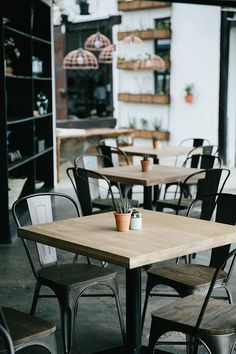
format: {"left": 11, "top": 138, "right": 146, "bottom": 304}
{"left": 118, "top": 93, "right": 170, "bottom": 104}
{"left": 117, "top": 59, "right": 170, "bottom": 71}
{"left": 134, "top": 129, "right": 170, "bottom": 140}
{"left": 118, "top": 28, "right": 171, "bottom": 40}
{"left": 118, "top": 1, "right": 170, "bottom": 11}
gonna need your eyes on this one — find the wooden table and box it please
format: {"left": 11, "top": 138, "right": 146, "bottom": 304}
{"left": 119, "top": 145, "right": 193, "bottom": 163}
{"left": 96, "top": 164, "right": 198, "bottom": 209}
{"left": 18, "top": 210, "right": 236, "bottom": 354}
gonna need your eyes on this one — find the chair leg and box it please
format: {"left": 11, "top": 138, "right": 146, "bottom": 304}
{"left": 30, "top": 281, "right": 41, "bottom": 315}
{"left": 59, "top": 302, "right": 76, "bottom": 354}
{"left": 199, "top": 333, "right": 236, "bottom": 354}
{"left": 108, "top": 278, "right": 126, "bottom": 343}
{"left": 142, "top": 276, "right": 156, "bottom": 331}
{"left": 147, "top": 319, "right": 168, "bottom": 354}
{"left": 222, "top": 285, "right": 233, "bottom": 304}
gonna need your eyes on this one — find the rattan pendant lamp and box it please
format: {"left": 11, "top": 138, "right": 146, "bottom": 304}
{"left": 84, "top": 31, "right": 111, "bottom": 51}
{"left": 98, "top": 44, "right": 115, "bottom": 64}
{"left": 63, "top": 47, "right": 99, "bottom": 70}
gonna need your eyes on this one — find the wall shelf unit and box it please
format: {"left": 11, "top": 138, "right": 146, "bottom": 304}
{"left": 0, "top": 0, "right": 54, "bottom": 243}
{"left": 117, "top": 28, "right": 171, "bottom": 40}
{"left": 117, "top": 1, "right": 170, "bottom": 11}
{"left": 134, "top": 129, "right": 170, "bottom": 140}
{"left": 117, "top": 59, "right": 170, "bottom": 71}
{"left": 118, "top": 93, "right": 170, "bottom": 104}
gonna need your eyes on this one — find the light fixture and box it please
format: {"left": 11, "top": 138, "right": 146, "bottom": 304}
{"left": 63, "top": 48, "right": 99, "bottom": 70}
{"left": 98, "top": 44, "right": 115, "bottom": 64}
{"left": 84, "top": 31, "right": 111, "bottom": 51}
{"left": 138, "top": 54, "right": 166, "bottom": 71}
{"left": 123, "top": 34, "right": 143, "bottom": 44}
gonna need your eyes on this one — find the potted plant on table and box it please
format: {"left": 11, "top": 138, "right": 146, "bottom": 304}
{"left": 152, "top": 135, "right": 160, "bottom": 149}
{"left": 184, "top": 84, "right": 193, "bottom": 103}
{"left": 141, "top": 155, "right": 151, "bottom": 172}
{"left": 114, "top": 198, "right": 131, "bottom": 232}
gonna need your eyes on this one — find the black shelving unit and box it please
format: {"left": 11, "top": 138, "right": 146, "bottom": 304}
{"left": 0, "top": 0, "right": 55, "bottom": 243}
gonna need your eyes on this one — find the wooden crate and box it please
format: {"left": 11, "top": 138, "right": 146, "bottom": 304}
{"left": 118, "top": 28, "right": 171, "bottom": 41}
{"left": 118, "top": 1, "right": 170, "bottom": 11}
{"left": 134, "top": 130, "right": 170, "bottom": 141}
{"left": 118, "top": 93, "right": 170, "bottom": 105}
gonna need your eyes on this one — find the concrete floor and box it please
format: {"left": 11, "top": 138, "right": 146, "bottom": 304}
{"left": 2, "top": 161, "right": 236, "bottom": 354}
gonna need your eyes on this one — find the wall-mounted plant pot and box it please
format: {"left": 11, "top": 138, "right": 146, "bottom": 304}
{"left": 184, "top": 94, "right": 193, "bottom": 103}
{"left": 79, "top": 2, "right": 89, "bottom": 15}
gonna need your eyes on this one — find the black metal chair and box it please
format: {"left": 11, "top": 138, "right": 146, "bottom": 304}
{"left": 12, "top": 192, "right": 126, "bottom": 354}
{"left": 148, "top": 247, "right": 236, "bottom": 354}
{"left": 67, "top": 166, "right": 117, "bottom": 216}
{"left": 156, "top": 168, "right": 230, "bottom": 215}
{"left": 142, "top": 193, "right": 236, "bottom": 336}
{"left": 174, "top": 137, "right": 211, "bottom": 167}
{"left": 0, "top": 307, "right": 56, "bottom": 353}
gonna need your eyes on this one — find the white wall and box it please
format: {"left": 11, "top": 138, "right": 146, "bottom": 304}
{"left": 169, "top": 4, "right": 221, "bottom": 146}
{"left": 114, "top": 7, "right": 171, "bottom": 131}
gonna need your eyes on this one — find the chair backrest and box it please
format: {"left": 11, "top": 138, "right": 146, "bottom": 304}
{"left": 187, "top": 193, "right": 236, "bottom": 269}
{"left": 176, "top": 168, "right": 230, "bottom": 214}
{"left": 12, "top": 192, "right": 80, "bottom": 276}
{"left": 0, "top": 309, "right": 14, "bottom": 354}
{"left": 202, "top": 144, "right": 219, "bottom": 156}
{"left": 74, "top": 154, "right": 112, "bottom": 170}
{"left": 180, "top": 137, "right": 211, "bottom": 148}
{"left": 182, "top": 154, "right": 222, "bottom": 169}
{"left": 66, "top": 166, "right": 115, "bottom": 216}
{"left": 97, "top": 144, "right": 129, "bottom": 167}
{"left": 195, "top": 247, "right": 236, "bottom": 333}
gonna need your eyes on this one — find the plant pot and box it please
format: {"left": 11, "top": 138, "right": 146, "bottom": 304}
{"left": 79, "top": 2, "right": 89, "bottom": 15}
{"left": 141, "top": 160, "right": 151, "bottom": 172}
{"left": 152, "top": 140, "right": 160, "bottom": 149}
{"left": 184, "top": 94, "right": 193, "bottom": 103}
{"left": 114, "top": 212, "right": 131, "bottom": 232}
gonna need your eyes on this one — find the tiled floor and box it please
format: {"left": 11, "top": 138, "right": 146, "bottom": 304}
{"left": 1, "top": 160, "right": 236, "bottom": 353}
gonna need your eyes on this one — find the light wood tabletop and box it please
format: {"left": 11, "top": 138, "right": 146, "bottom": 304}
{"left": 18, "top": 209, "right": 236, "bottom": 269}
{"left": 96, "top": 164, "right": 199, "bottom": 187}
{"left": 119, "top": 145, "right": 194, "bottom": 159}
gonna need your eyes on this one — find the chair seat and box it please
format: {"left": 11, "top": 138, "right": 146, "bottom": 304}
{"left": 93, "top": 198, "right": 139, "bottom": 211}
{"left": 152, "top": 294, "right": 236, "bottom": 335}
{"left": 38, "top": 263, "right": 117, "bottom": 290}
{"left": 156, "top": 198, "right": 193, "bottom": 211}
{"left": 148, "top": 264, "right": 227, "bottom": 292}
{"left": 0, "top": 307, "right": 55, "bottom": 349}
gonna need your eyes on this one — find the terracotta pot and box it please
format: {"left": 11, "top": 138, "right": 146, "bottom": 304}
{"left": 184, "top": 94, "right": 193, "bottom": 103}
{"left": 141, "top": 160, "right": 151, "bottom": 172}
{"left": 152, "top": 140, "right": 160, "bottom": 149}
{"left": 114, "top": 212, "right": 131, "bottom": 232}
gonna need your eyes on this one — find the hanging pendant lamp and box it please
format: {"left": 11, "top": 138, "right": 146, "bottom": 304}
{"left": 98, "top": 44, "right": 115, "bottom": 64}
{"left": 138, "top": 53, "right": 166, "bottom": 71}
{"left": 84, "top": 31, "right": 111, "bottom": 51}
{"left": 63, "top": 48, "right": 99, "bottom": 70}
{"left": 123, "top": 34, "right": 143, "bottom": 44}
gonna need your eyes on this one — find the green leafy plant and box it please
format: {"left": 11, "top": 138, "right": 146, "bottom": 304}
{"left": 152, "top": 118, "right": 162, "bottom": 131}
{"left": 143, "top": 155, "right": 149, "bottom": 161}
{"left": 114, "top": 198, "right": 131, "bottom": 214}
{"left": 152, "top": 135, "right": 159, "bottom": 141}
{"left": 184, "top": 84, "right": 193, "bottom": 95}
{"left": 140, "top": 118, "right": 149, "bottom": 130}
{"left": 128, "top": 117, "right": 136, "bottom": 129}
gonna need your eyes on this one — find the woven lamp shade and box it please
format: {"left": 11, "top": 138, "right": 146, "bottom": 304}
{"left": 84, "top": 32, "right": 111, "bottom": 51}
{"left": 138, "top": 54, "right": 166, "bottom": 71}
{"left": 123, "top": 34, "right": 143, "bottom": 44}
{"left": 99, "top": 44, "right": 115, "bottom": 64}
{"left": 63, "top": 48, "right": 99, "bottom": 70}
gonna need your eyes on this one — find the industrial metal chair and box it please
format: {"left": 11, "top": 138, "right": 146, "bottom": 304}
{"left": 156, "top": 168, "right": 230, "bottom": 215}
{"left": 12, "top": 192, "right": 126, "bottom": 354}
{"left": 142, "top": 193, "right": 236, "bottom": 336}
{"left": 67, "top": 166, "right": 117, "bottom": 216}
{"left": 148, "top": 247, "right": 236, "bottom": 354}
{"left": 174, "top": 137, "right": 211, "bottom": 167}
{"left": 0, "top": 307, "right": 56, "bottom": 353}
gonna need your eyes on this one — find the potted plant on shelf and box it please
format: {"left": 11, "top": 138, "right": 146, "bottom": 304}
{"left": 113, "top": 198, "right": 131, "bottom": 232}
{"left": 141, "top": 155, "right": 151, "bottom": 172}
{"left": 152, "top": 135, "right": 160, "bottom": 149}
{"left": 184, "top": 84, "right": 193, "bottom": 103}
{"left": 77, "top": 0, "right": 89, "bottom": 15}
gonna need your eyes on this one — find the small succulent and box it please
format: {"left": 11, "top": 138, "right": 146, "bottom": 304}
{"left": 131, "top": 209, "right": 142, "bottom": 218}
{"left": 143, "top": 155, "right": 149, "bottom": 161}
{"left": 114, "top": 198, "right": 131, "bottom": 214}
{"left": 184, "top": 84, "right": 193, "bottom": 95}
{"left": 152, "top": 135, "right": 159, "bottom": 141}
